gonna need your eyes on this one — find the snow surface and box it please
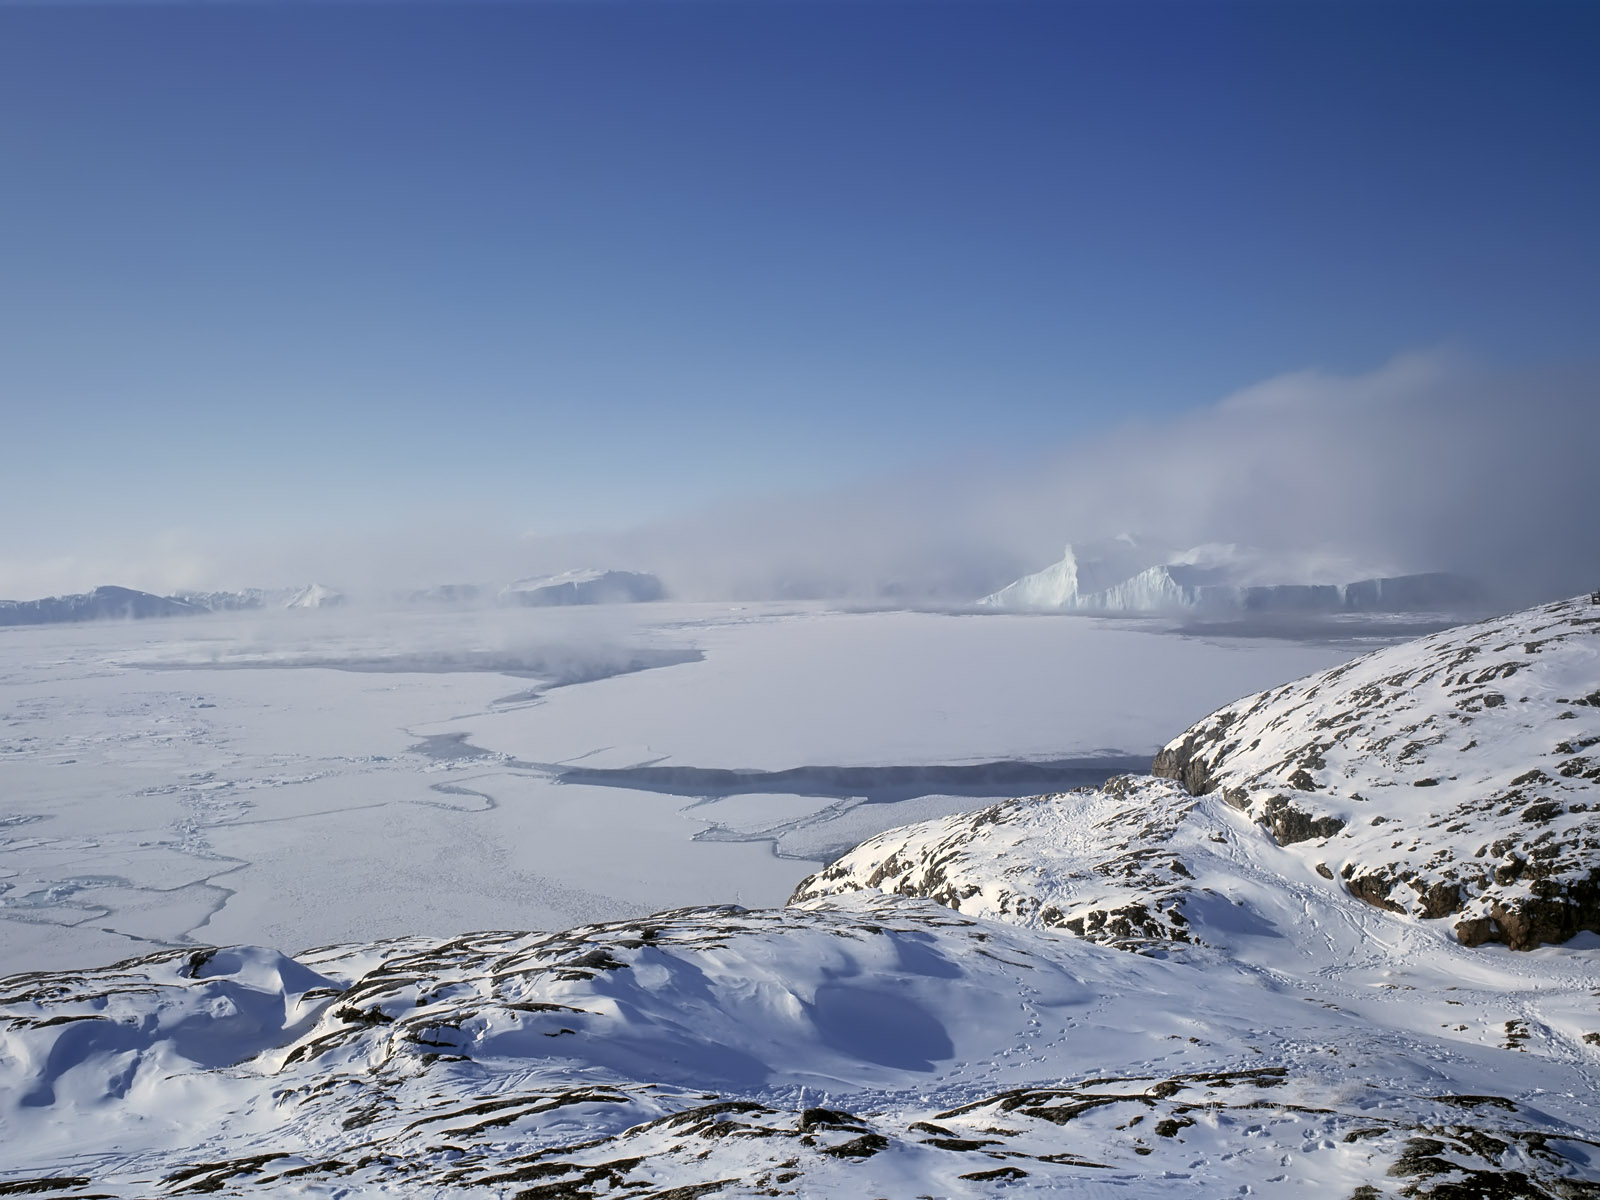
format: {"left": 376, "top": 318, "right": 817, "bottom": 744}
{"left": 4, "top": 599, "right": 1595, "bottom": 1196}
{"left": 2, "top": 874, "right": 1596, "bottom": 1194}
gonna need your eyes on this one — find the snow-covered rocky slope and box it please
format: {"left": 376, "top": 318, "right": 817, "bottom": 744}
{"left": 791, "top": 773, "right": 1210, "bottom": 950}
{"left": 4, "top": 896, "right": 1598, "bottom": 1198}
{"left": 1151, "top": 593, "right": 1600, "bottom": 949}
{"left": 2, "top": 597, "right": 1598, "bottom": 1197}
{"left": 800, "top": 595, "right": 1600, "bottom": 953}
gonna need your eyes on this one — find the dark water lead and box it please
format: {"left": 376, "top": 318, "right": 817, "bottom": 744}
{"left": 556, "top": 755, "right": 1153, "bottom": 807}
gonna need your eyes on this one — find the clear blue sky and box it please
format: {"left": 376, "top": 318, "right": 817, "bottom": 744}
{"left": 2, "top": 1, "right": 1597, "bottom": 581}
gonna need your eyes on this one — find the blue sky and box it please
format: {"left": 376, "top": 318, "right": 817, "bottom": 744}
{"left": 1, "top": 1, "right": 1597, "bottom": 593}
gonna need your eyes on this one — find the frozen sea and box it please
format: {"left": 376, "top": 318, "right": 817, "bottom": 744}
{"left": 0, "top": 601, "right": 1380, "bottom": 974}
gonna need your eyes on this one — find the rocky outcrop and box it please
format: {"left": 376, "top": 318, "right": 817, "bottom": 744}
{"left": 1150, "top": 729, "right": 1224, "bottom": 797}
{"left": 790, "top": 776, "right": 1202, "bottom": 952}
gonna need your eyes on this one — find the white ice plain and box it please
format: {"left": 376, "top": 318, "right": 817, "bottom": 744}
{"left": 0, "top": 601, "right": 1358, "bottom": 975}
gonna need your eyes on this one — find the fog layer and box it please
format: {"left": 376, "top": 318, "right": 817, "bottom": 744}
{"left": 8, "top": 352, "right": 1595, "bottom": 607}
{"left": 592, "top": 352, "right": 1600, "bottom": 606}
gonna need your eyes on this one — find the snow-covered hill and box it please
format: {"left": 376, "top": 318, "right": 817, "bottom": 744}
{"left": 0, "top": 585, "right": 203, "bottom": 626}
{"left": 982, "top": 541, "right": 1482, "bottom": 616}
{"left": 2, "top": 596, "right": 1598, "bottom": 1196}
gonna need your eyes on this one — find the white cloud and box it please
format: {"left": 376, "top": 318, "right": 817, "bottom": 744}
{"left": 603, "top": 349, "right": 1599, "bottom": 605}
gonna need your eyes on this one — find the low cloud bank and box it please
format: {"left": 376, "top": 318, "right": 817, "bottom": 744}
{"left": 590, "top": 351, "right": 1600, "bottom": 607}
{"left": 8, "top": 352, "right": 1595, "bottom": 608}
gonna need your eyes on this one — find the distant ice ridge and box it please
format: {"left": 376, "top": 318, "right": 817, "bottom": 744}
{"left": 0, "top": 585, "right": 203, "bottom": 626}
{"left": 500, "top": 568, "right": 665, "bottom": 606}
{"left": 1, "top": 570, "right": 666, "bottom": 626}
{"left": 281, "top": 582, "right": 344, "bottom": 609}
{"left": 170, "top": 583, "right": 347, "bottom": 612}
{"left": 981, "top": 539, "right": 1482, "bottom": 614}
{"left": 170, "top": 587, "right": 273, "bottom": 612}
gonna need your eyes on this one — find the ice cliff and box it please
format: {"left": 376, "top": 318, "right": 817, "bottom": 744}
{"left": 982, "top": 541, "right": 1482, "bottom": 615}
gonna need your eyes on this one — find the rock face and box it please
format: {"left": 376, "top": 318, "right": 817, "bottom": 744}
{"left": 1152, "top": 594, "right": 1600, "bottom": 949}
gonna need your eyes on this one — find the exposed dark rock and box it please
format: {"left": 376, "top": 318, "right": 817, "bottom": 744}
{"left": 1410, "top": 878, "right": 1462, "bottom": 919}
{"left": 1345, "top": 871, "right": 1406, "bottom": 914}
{"left": 0, "top": 1179, "right": 94, "bottom": 1196}
{"left": 1151, "top": 731, "right": 1222, "bottom": 796}
{"left": 960, "top": 1166, "right": 1029, "bottom": 1181}
{"left": 1260, "top": 795, "right": 1346, "bottom": 845}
